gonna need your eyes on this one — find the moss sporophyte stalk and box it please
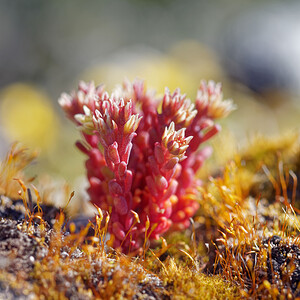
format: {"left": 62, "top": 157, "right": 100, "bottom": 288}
{"left": 59, "top": 79, "right": 235, "bottom": 252}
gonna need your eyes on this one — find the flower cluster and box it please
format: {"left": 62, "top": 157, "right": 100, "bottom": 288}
{"left": 59, "top": 79, "right": 235, "bottom": 252}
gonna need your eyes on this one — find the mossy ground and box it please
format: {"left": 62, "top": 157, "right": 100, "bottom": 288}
{"left": 0, "top": 134, "right": 300, "bottom": 299}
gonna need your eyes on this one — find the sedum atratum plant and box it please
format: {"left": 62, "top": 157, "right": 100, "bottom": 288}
{"left": 59, "top": 79, "right": 235, "bottom": 252}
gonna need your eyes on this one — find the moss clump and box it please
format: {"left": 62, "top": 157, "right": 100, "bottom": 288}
{"left": 158, "top": 258, "right": 238, "bottom": 299}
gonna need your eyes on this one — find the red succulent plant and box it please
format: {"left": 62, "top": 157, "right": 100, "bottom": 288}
{"left": 59, "top": 79, "right": 235, "bottom": 252}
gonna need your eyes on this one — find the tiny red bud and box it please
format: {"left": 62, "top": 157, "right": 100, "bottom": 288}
{"left": 124, "top": 100, "right": 133, "bottom": 121}
{"left": 148, "top": 156, "right": 160, "bottom": 176}
{"left": 154, "top": 143, "right": 165, "bottom": 165}
{"left": 123, "top": 142, "right": 133, "bottom": 164}
{"left": 125, "top": 213, "right": 134, "bottom": 230}
{"left": 146, "top": 176, "right": 158, "bottom": 197}
{"left": 89, "top": 177, "right": 102, "bottom": 194}
{"left": 114, "top": 196, "right": 128, "bottom": 215}
{"left": 109, "top": 180, "right": 123, "bottom": 195}
{"left": 75, "top": 141, "right": 90, "bottom": 155}
{"left": 201, "top": 124, "right": 221, "bottom": 143}
{"left": 181, "top": 168, "right": 194, "bottom": 189}
{"left": 162, "top": 179, "right": 178, "bottom": 201}
{"left": 162, "top": 157, "right": 179, "bottom": 171}
{"left": 154, "top": 217, "right": 171, "bottom": 235}
{"left": 155, "top": 175, "right": 168, "bottom": 192}
{"left": 172, "top": 211, "right": 186, "bottom": 222}
{"left": 118, "top": 161, "right": 127, "bottom": 177}
{"left": 124, "top": 170, "right": 133, "bottom": 193}
{"left": 130, "top": 240, "right": 137, "bottom": 248}
{"left": 107, "top": 142, "right": 120, "bottom": 165}
{"left": 89, "top": 148, "right": 103, "bottom": 166}
{"left": 112, "top": 222, "right": 125, "bottom": 240}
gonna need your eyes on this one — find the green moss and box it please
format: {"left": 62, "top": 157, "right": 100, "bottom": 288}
{"left": 160, "top": 258, "right": 239, "bottom": 299}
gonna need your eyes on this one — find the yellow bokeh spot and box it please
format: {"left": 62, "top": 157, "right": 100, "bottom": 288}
{"left": 81, "top": 55, "right": 194, "bottom": 97}
{"left": 0, "top": 83, "right": 58, "bottom": 151}
{"left": 81, "top": 41, "right": 224, "bottom": 98}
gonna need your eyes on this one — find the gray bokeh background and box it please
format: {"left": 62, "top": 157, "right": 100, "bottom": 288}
{"left": 0, "top": 0, "right": 299, "bottom": 181}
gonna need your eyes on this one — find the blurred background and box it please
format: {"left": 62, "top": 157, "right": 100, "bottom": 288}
{"left": 0, "top": 0, "right": 300, "bottom": 186}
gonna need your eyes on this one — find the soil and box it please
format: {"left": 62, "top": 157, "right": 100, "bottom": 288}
{"left": 265, "top": 235, "right": 300, "bottom": 296}
{"left": 0, "top": 195, "right": 168, "bottom": 299}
